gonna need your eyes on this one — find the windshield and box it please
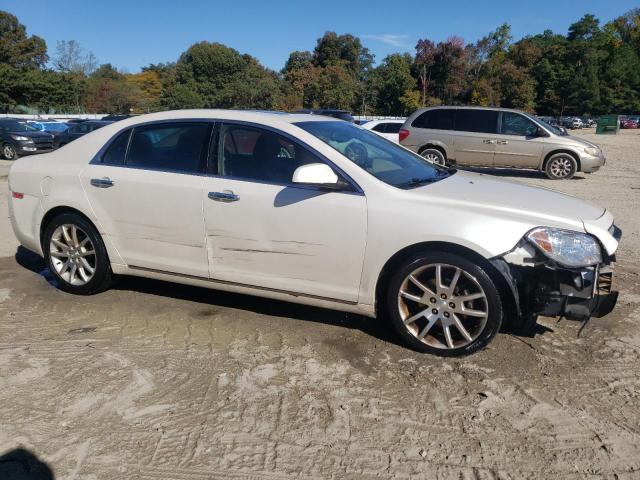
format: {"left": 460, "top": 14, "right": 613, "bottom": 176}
{"left": 531, "top": 115, "right": 567, "bottom": 136}
{"left": 0, "top": 120, "right": 38, "bottom": 132}
{"left": 296, "top": 121, "right": 452, "bottom": 188}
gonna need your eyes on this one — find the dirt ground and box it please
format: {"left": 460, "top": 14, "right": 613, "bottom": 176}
{"left": 1, "top": 130, "right": 639, "bottom": 480}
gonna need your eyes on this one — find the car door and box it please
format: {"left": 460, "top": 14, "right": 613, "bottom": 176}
{"left": 80, "top": 121, "right": 211, "bottom": 277}
{"left": 202, "top": 122, "right": 367, "bottom": 302}
{"left": 493, "top": 112, "right": 545, "bottom": 168}
{"left": 452, "top": 109, "right": 499, "bottom": 166}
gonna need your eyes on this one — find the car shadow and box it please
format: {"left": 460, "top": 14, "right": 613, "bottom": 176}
{"left": 459, "top": 167, "right": 586, "bottom": 180}
{"left": 14, "top": 246, "right": 552, "bottom": 348}
{"left": 0, "top": 448, "right": 54, "bottom": 480}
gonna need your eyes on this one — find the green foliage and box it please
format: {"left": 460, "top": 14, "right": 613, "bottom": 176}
{"left": 1, "top": 8, "right": 640, "bottom": 116}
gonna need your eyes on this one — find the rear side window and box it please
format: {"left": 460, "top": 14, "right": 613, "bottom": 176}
{"left": 102, "top": 130, "right": 131, "bottom": 165}
{"left": 412, "top": 109, "right": 455, "bottom": 130}
{"left": 126, "top": 123, "right": 209, "bottom": 173}
{"left": 455, "top": 109, "right": 498, "bottom": 134}
{"left": 385, "top": 123, "right": 402, "bottom": 133}
{"left": 372, "top": 123, "right": 387, "bottom": 133}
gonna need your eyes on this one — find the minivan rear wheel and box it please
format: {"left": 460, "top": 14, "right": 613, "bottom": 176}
{"left": 420, "top": 148, "right": 446, "bottom": 166}
{"left": 545, "top": 153, "right": 577, "bottom": 179}
{"left": 386, "top": 251, "right": 503, "bottom": 356}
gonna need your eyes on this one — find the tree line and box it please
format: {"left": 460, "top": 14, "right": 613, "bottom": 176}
{"left": 1, "top": 9, "right": 639, "bottom": 116}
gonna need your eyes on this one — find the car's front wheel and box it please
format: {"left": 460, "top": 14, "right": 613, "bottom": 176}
{"left": 2, "top": 143, "right": 18, "bottom": 160}
{"left": 545, "top": 153, "right": 577, "bottom": 179}
{"left": 42, "top": 212, "right": 113, "bottom": 294}
{"left": 386, "top": 251, "right": 503, "bottom": 356}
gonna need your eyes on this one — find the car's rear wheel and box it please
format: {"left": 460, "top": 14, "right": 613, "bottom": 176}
{"left": 43, "top": 213, "right": 112, "bottom": 294}
{"left": 386, "top": 251, "right": 503, "bottom": 356}
{"left": 420, "top": 148, "right": 446, "bottom": 166}
{"left": 545, "top": 153, "right": 577, "bottom": 179}
{"left": 2, "top": 143, "right": 17, "bottom": 160}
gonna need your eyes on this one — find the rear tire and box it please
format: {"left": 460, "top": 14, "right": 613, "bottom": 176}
{"left": 386, "top": 251, "right": 503, "bottom": 356}
{"left": 545, "top": 153, "right": 577, "bottom": 179}
{"left": 42, "top": 212, "right": 113, "bottom": 295}
{"left": 419, "top": 147, "right": 446, "bottom": 166}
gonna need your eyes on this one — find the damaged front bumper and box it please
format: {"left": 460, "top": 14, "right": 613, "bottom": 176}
{"left": 493, "top": 227, "right": 621, "bottom": 324}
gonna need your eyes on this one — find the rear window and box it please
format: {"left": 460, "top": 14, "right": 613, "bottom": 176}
{"left": 411, "top": 109, "right": 455, "bottom": 130}
{"left": 455, "top": 109, "right": 498, "bottom": 134}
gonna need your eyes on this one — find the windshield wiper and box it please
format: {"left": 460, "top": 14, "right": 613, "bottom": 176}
{"left": 398, "top": 177, "right": 441, "bottom": 189}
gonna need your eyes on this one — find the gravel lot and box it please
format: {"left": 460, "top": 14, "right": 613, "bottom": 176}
{"left": 1, "top": 129, "right": 639, "bottom": 479}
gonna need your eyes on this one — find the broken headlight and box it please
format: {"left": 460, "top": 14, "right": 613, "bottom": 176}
{"left": 526, "top": 227, "right": 602, "bottom": 268}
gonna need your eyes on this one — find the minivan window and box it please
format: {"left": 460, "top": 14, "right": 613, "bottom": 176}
{"left": 102, "top": 130, "right": 131, "bottom": 165}
{"left": 126, "top": 123, "right": 208, "bottom": 173}
{"left": 500, "top": 112, "right": 538, "bottom": 136}
{"left": 412, "top": 109, "right": 455, "bottom": 130}
{"left": 297, "top": 121, "right": 451, "bottom": 189}
{"left": 455, "top": 109, "right": 498, "bottom": 134}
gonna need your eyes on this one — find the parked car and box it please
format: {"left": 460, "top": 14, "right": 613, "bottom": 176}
{"left": 101, "top": 114, "right": 132, "bottom": 122}
{"left": 8, "top": 110, "right": 620, "bottom": 356}
{"left": 53, "top": 120, "right": 113, "bottom": 148}
{"left": 560, "top": 117, "right": 583, "bottom": 129}
{"left": 359, "top": 119, "right": 405, "bottom": 143}
{"left": 0, "top": 118, "right": 54, "bottom": 160}
{"left": 537, "top": 116, "right": 568, "bottom": 135}
{"left": 400, "top": 106, "right": 605, "bottom": 179}
{"left": 294, "top": 109, "right": 354, "bottom": 122}
{"left": 27, "top": 120, "right": 70, "bottom": 134}
{"left": 620, "top": 117, "right": 639, "bottom": 129}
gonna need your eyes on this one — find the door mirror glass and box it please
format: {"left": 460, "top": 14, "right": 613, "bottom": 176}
{"left": 292, "top": 163, "right": 340, "bottom": 186}
{"left": 536, "top": 127, "right": 549, "bottom": 137}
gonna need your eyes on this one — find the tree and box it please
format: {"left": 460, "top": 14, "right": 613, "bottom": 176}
{"left": 127, "top": 70, "right": 162, "bottom": 112}
{"left": 373, "top": 53, "right": 416, "bottom": 115}
{"left": 415, "top": 39, "right": 436, "bottom": 105}
{"left": 0, "top": 11, "right": 47, "bottom": 69}
{"left": 53, "top": 40, "right": 97, "bottom": 75}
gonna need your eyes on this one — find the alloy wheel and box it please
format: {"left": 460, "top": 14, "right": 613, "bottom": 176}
{"left": 3, "top": 144, "right": 16, "bottom": 160}
{"left": 421, "top": 150, "right": 445, "bottom": 166}
{"left": 397, "top": 263, "right": 489, "bottom": 350}
{"left": 549, "top": 156, "right": 574, "bottom": 178}
{"left": 49, "top": 224, "right": 97, "bottom": 286}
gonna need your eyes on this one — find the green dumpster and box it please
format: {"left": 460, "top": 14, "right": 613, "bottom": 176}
{"left": 596, "top": 115, "right": 619, "bottom": 134}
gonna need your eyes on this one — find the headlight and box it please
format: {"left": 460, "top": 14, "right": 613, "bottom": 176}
{"left": 584, "top": 147, "right": 599, "bottom": 156}
{"left": 526, "top": 227, "right": 602, "bottom": 267}
{"left": 10, "top": 135, "right": 32, "bottom": 142}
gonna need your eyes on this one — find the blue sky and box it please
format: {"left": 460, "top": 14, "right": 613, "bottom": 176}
{"left": 1, "top": 0, "right": 637, "bottom": 72}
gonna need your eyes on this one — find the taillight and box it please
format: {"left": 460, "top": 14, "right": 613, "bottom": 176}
{"left": 399, "top": 129, "right": 410, "bottom": 142}
{"left": 12, "top": 191, "right": 24, "bottom": 199}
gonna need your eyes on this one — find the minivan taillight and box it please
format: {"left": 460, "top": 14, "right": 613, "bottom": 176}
{"left": 399, "top": 128, "right": 410, "bottom": 142}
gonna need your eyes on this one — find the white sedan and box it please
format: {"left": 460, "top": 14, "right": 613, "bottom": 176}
{"left": 8, "top": 110, "right": 620, "bottom": 356}
{"left": 359, "top": 119, "right": 405, "bottom": 143}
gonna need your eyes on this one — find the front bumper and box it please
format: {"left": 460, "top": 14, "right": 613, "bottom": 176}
{"left": 579, "top": 151, "right": 606, "bottom": 173}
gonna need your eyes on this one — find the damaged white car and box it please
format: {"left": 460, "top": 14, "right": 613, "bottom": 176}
{"left": 8, "top": 110, "right": 620, "bottom": 356}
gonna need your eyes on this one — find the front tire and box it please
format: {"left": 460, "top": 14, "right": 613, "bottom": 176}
{"left": 42, "top": 213, "right": 113, "bottom": 295}
{"left": 386, "top": 251, "right": 503, "bottom": 356}
{"left": 2, "top": 143, "right": 18, "bottom": 160}
{"left": 545, "top": 153, "right": 577, "bottom": 179}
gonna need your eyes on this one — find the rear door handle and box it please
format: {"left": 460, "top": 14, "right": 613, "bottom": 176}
{"left": 483, "top": 139, "right": 496, "bottom": 144}
{"left": 90, "top": 177, "right": 114, "bottom": 188}
{"left": 208, "top": 191, "right": 239, "bottom": 203}
{"left": 496, "top": 140, "right": 508, "bottom": 145}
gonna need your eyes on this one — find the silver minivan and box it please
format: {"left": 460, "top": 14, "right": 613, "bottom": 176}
{"left": 400, "top": 106, "right": 605, "bottom": 179}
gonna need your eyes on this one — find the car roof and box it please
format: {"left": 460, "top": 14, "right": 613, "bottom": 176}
{"left": 412, "top": 105, "right": 533, "bottom": 115}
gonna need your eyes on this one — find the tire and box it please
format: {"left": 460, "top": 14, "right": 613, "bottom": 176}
{"left": 545, "top": 153, "right": 577, "bottom": 179}
{"left": 385, "top": 251, "right": 503, "bottom": 356}
{"left": 42, "top": 212, "right": 113, "bottom": 295}
{"left": 419, "top": 147, "right": 446, "bottom": 166}
{"left": 2, "top": 143, "right": 18, "bottom": 160}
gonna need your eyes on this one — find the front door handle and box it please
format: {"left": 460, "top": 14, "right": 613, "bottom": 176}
{"left": 90, "top": 177, "right": 114, "bottom": 188}
{"left": 208, "top": 191, "right": 239, "bottom": 203}
{"left": 483, "top": 139, "right": 496, "bottom": 144}
{"left": 496, "top": 140, "right": 509, "bottom": 145}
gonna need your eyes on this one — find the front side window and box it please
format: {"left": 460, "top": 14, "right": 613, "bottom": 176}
{"left": 500, "top": 112, "right": 538, "bottom": 136}
{"left": 296, "top": 121, "right": 452, "bottom": 189}
{"left": 217, "top": 124, "right": 319, "bottom": 184}
{"left": 384, "top": 123, "right": 402, "bottom": 134}
{"left": 454, "top": 109, "right": 498, "bottom": 134}
{"left": 126, "top": 122, "right": 208, "bottom": 173}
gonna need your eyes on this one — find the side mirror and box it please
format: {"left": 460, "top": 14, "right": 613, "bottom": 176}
{"left": 536, "top": 127, "right": 549, "bottom": 137}
{"left": 292, "top": 163, "right": 346, "bottom": 189}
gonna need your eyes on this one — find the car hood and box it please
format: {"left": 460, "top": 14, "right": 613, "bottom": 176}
{"left": 412, "top": 171, "right": 605, "bottom": 228}
{"left": 559, "top": 135, "right": 599, "bottom": 149}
